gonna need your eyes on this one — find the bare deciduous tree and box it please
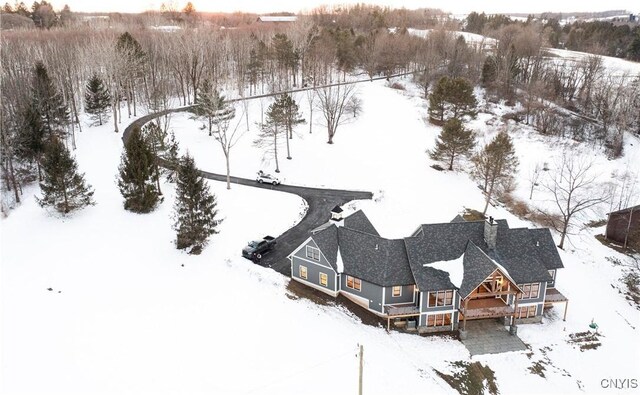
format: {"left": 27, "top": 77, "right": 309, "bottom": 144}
{"left": 211, "top": 105, "right": 246, "bottom": 190}
{"left": 543, "top": 152, "right": 607, "bottom": 249}
{"left": 316, "top": 83, "right": 357, "bottom": 144}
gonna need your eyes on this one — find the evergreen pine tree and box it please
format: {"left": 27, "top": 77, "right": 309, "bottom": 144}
{"left": 173, "top": 153, "right": 221, "bottom": 254}
{"left": 31, "top": 61, "right": 70, "bottom": 137}
{"left": 429, "top": 118, "right": 476, "bottom": 171}
{"left": 117, "top": 126, "right": 161, "bottom": 213}
{"left": 17, "top": 102, "right": 46, "bottom": 178}
{"left": 37, "top": 137, "right": 94, "bottom": 214}
{"left": 84, "top": 73, "right": 111, "bottom": 126}
{"left": 194, "top": 80, "right": 230, "bottom": 135}
{"left": 428, "top": 76, "right": 477, "bottom": 123}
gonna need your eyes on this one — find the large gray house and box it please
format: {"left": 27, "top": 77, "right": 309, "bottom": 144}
{"left": 288, "top": 208, "right": 569, "bottom": 334}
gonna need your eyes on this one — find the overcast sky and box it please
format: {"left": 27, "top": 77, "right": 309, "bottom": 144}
{"left": 51, "top": 0, "right": 639, "bottom": 15}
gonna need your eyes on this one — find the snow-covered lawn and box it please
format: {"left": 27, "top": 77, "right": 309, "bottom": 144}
{"left": 2, "top": 76, "right": 639, "bottom": 394}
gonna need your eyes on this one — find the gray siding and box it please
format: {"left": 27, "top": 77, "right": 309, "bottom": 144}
{"left": 384, "top": 284, "right": 415, "bottom": 305}
{"left": 340, "top": 274, "right": 384, "bottom": 313}
{"left": 292, "top": 239, "right": 333, "bottom": 269}
{"left": 547, "top": 270, "right": 556, "bottom": 288}
{"left": 292, "top": 256, "right": 337, "bottom": 293}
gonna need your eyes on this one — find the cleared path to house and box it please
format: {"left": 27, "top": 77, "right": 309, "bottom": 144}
{"left": 123, "top": 102, "right": 373, "bottom": 276}
{"left": 461, "top": 320, "right": 527, "bottom": 356}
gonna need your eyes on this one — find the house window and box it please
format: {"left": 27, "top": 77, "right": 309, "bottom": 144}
{"left": 306, "top": 246, "right": 320, "bottom": 261}
{"left": 299, "top": 265, "right": 307, "bottom": 280}
{"left": 519, "top": 283, "right": 540, "bottom": 299}
{"left": 516, "top": 305, "right": 537, "bottom": 318}
{"left": 392, "top": 286, "right": 402, "bottom": 297}
{"left": 346, "top": 276, "right": 361, "bottom": 291}
{"left": 426, "top": 313, "right": 452, "bottom": 327}
{"left": 319, "top": 272, "right": 328, "bottom": 287}
{"left": 428, "top": 290, "right": 454, "bottom": 307}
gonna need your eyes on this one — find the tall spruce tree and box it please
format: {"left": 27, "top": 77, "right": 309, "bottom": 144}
{"left": 117, "top": 126, "right": 161, "bottom": 213}
{"left": 37, "top": 137, "right": 94, "bottom": 214}
{"left": 428, "top": 76, "right": 477, "bottom": 122}
{"left": 472, "top": 132, "right": 519, "bottom": 216}
{"left": 17, "top": 102, "right": 46, "bottom": 179}
{"left": 194, "top": 80, "right": 231, "bottom": 135}
{"left": 429, "top": 118, "right": 476, "bottom": 171}
{"left": 173, "top": 154, "right": 221, "bottom": 254}
{"left": 85, "top": 73, "right": 111, "bottom": 126}
{"left": 31, "top": 61, "right": 70, "bottom": 137}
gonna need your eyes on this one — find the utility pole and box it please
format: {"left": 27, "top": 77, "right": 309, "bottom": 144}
{"left": 358, "top": 344, "right": 364, "bottom": 395}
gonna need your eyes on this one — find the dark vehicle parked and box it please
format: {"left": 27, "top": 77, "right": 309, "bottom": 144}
{"left": 242, "top": 236, "right": 277, "bottom": 261}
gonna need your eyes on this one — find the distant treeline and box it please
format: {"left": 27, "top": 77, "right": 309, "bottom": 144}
{"left": 464, "top": 12, "right": 640, "bottom": 61}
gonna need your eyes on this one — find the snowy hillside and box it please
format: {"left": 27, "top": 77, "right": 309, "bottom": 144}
{"left": 2, "top": 75, "right": 639, "bottom": 395}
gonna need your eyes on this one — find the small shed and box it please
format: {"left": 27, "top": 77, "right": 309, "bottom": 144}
{"left": 605, "top": 205, "right": 640, "bottom": 248}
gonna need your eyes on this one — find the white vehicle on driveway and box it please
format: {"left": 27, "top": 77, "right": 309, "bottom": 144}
{"left": 256, "top": 170, "right": 281, "bottom": 185}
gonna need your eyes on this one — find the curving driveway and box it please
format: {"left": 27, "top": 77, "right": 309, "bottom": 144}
{"left": 123, "top": 104, "right": 372, "bottom": 275}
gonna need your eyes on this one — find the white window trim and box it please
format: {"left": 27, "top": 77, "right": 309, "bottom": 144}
{"left": 299, "top": 265, "right": 308, "bottom": 280}
{"left": 425, "top": 312, "right": 453, "bottom": 327}
{"left": 319, "top": 272, "right": 328, "bottom": 287}
{"left": 427, "top": 290, "right": 454, "bottom": 307}
{"left": 519, "top": 283, "right": 541, "bottom": 300}
{"left": 346, "top": 275, "right": 361, "bottom": 291}
{"left": 306, "top": 246, "right": 320, "bottom": 261}
{"left": 392, "top": 286, "right": 402, "bottom": 297}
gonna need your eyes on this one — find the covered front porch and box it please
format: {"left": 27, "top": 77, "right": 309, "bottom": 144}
{"left": 459, "top": 269, "right": 521, "bottom": 332}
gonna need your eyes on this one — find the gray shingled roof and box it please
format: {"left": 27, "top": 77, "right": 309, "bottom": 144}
{"left": 451, "top": 215, "right": 465, "bottom": 223}
{"left": 338, "top": 227, "right": 414, "bottom": 286}
{"left": 405, "top": 220, "right": 556, "bottom": 291}
{"left": 308, "top": 213, "right": 561, "bottom": 293}
{"left": 492, "top": 228, "right": 554, "bottom": 283}
{"left": 311, "top": 225, "right": 338, "bottom": 271}
{"left": 458, "top": 241, "right": 503, "bottom": 298}
{"left": 528, "top": 228, "right": 564, "bottom": 270}
{"left": 343, "top": 210, "right": 380, "bottom": 236}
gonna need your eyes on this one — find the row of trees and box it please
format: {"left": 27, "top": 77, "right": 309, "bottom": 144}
{"left": 118, "top": 126, "right": 220, "bottom": 254}
{"left": 465, "top": 12, "right": 640, "bottom": 61}
{"left": 1, "top": 1, "right": 73, "bottom": 29}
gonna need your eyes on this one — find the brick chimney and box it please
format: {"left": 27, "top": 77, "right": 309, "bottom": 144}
{"left": 484, "top": 216, "right": 498, "bottom": 250}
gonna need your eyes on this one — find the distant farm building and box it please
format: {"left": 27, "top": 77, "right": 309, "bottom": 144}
{"left": 256, "top": 15, "right": 297, "bottom": 23}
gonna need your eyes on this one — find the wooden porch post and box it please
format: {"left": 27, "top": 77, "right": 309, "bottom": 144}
{"left": 512, "top": 291, "right": 519, "bottom": 326}
{"left": 462, "top": 298, "right": 468, "bottom": 331}
{"left": 563, "top": 300, "right": 569, "bottom": 321}
{"left": 387, "top": 316, "right": 390, "bottom": 332}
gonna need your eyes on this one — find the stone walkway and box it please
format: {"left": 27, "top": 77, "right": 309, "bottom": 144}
{"left": 461, "top": 320, "right": 527, "bottom": 356}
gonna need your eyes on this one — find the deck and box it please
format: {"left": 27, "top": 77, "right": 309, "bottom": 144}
{"left": 462, "top": 298, "right": 514, "bottom": 320}
{"left": 545, "top": 288, "right": 568, "bottom": 303}
{"left": 385, "top": 304, "right": 420, "bottom": 317}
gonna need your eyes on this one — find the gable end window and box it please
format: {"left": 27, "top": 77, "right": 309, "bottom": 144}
{"left": 306, "top": 246, "right": 320, "bottom": 261}
{"left": 346, "top": 276, "right": 361, "bottom": 291}
{"left": 392, "top": 286, "right": 402, "bottom": 297}
{"left": 299, "top": 265, "right": 308, "bottom": 280}
{"left": 319, "top": 272, "right": 328, "bottom": 287}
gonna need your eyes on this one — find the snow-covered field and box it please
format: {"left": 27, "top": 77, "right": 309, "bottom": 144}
{"left": 2, "top": 73, "right": 639, "bottom": 394}
{"left": 546, "top": 47, "right": 640, "bottom": 77}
